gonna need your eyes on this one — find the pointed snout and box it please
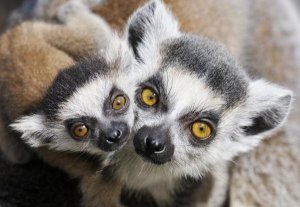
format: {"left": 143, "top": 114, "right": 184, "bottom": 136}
{"left": 106, "top": 128, "right": 123, "bottom": 143}
{"left": 97, "top": 121, "right": 129, "bottom": 151}
{"left": 133, "top": 126, "right": 174, "bottom": 165}
{"left": 145, "top": 136, "right": 166, "bottom": 154}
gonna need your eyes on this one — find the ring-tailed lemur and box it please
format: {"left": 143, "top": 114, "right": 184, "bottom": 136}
{"left": 11, "top": 40, "right": 136, "bottom": 206}
{"left": 75, "top": 0, "right": 300, "bottom": 206}
{"left": 10, "top": 1, "right": 135, "bottom": 155}
{"left": 1, "top": 1, "right": 136, "bottom": 206}
{"left": 6, "top": 0, "right": 137, "bottom": 174}
{"left": 0, "top": 0, "right": 113, "bottom": 164}
{"left": 11, "top": 44, "right": 136, "bottom": 156}
{"left": 2, "top": 0, "right": 296, "bottom": 207}
{"left": 99, "top": 1, "right": 292, "bottom": 206}
{"left": 90, "top": 0, "right": 300, "bottom": 206}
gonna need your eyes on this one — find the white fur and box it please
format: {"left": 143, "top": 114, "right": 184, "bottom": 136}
{"left": 10, "top": 114, "right": 49, "bottom": 148}
{"left": 10, "top": 1, "right": 295, "bottom": 205}
{"left": 125, "top": 0, "right": 180, "bottom": 78}
{"left": 110, "top": 0, "right": 294, "bottom": 205}
{"left": 11, "top": 25, "right": 137, "bottom": 157}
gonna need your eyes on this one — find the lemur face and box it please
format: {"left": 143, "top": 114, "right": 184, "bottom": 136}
{"left": 132, "top": 35, "right": 293, "bottom": 177}
{"left": 133, "top": 37, "right": 242, "bottom": 165}
{"left": 116, "top": 0, "right": 293, "bottom": 179}
{"left": 11, "top": 39, "right": 137, "bottom": 156}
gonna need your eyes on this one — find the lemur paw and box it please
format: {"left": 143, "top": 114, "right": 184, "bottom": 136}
{"left": 57, "top": 0, "right": 89, "bottom": 23}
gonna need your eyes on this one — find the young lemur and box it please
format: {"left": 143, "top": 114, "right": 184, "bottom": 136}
{"left": 11, "top": 39, "right": 135, "bottom": 157}
{"left": 0, "top": 0, "right": 112, "bottom": 164}
{"left": 1, "top": 1, "right": 135, "bottom": 206}
{"left": 13, "top": 1, "right": 294, "bottom": 206}
{"left": 88, "top": 0, "right": 300, "bottom": 206}
{"left": 3, "top": 0, "right": 298, "bottom": 206}
{"left": 100, "top": 1, "right": 292, "bottom": 206}
{"left": 91, "top": 0, "right": 299, "bottom": 206}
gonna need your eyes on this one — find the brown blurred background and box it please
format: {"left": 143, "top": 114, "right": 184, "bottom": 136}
{"left": 1, "top": 0, "right": 300, "bottom": 33}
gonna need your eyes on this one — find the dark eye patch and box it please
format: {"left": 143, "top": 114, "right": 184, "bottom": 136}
{"left": 179, "top": 110, "right": 220, "bottom": 127}
{"left": 179, "top": 110, "right": 220, "bottom": 146}
{"left": 65, "top": 116, "right": 98, "bottom": 137}
{"left": 135, "top": 74, "right": 169, "bottom": 113}
{"left": 103, "top": 87, "right": 130, "bottom": 117}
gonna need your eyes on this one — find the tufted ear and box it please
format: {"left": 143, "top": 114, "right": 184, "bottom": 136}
{"left": 10, "top": 114, "right": 54, "bottom": 148}
{"left": 241, "top": 79, "right": 293, "bottom": 136}
{"left": 124, "top": 0, "right": 180, "bottom": 62}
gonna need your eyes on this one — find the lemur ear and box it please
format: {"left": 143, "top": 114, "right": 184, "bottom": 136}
{"left": 10, "top": 114, "right": 53, "bottom": 148}
{"left": 242, "top": 80, "right": 293, "bottom": 136}
{"left": 125, "top": 0, "right": 180, "bottom": 61}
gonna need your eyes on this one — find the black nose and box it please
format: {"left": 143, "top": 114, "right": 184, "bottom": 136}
{"left": 106, "top": 129, "right": 122, "bottom": 143}
{"left": 133, "top": 126, "right": 174, "bottom": 165}
{"left": 145, "top": 136, "right": 165, "bottom": 153}
{"left": 97, "top": 121, "right": 129, "bottom": 152}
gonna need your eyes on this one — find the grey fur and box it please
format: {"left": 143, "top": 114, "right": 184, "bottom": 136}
{"left": 161, "top": 35, "right": 249, "bottom": 108}
{"left": 109, "top": 1, "right": 294, "bottom": 206}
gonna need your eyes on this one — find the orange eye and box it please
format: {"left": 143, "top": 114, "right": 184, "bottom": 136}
{"left": 191, "top": 121, "right": 212, "bottom": 140}
{"left": 112, "top": 95, "right": 126, "bottom": 111}
{"left": 141, "top": 88, "right": 158, "bottom": 106}
{"left": 71, "top": 123, "right": 89, "bottom": 138}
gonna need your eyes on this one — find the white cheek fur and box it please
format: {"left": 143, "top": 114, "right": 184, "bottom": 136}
{"left": 11, "top": 39, "right": 137, "bottom": 157}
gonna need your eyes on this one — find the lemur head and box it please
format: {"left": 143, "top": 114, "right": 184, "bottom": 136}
{"left": 11, "top": 36, "right": 137, "bottom": 155}
{"left": 118, "top": 0, "right": 293, "bottom": 179}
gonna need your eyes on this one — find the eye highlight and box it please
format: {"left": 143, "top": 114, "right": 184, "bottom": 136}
{"left": 140, "top": 88, "right": 158, "bottom": 106}
{"left": 112, "top": 95, "right": 126, "bottom": 111}
{"left": 191, "top": 120, "right": 213, "bottom": 140}
{"left": 71, "top": 123, "right": 89, "bottom": 139}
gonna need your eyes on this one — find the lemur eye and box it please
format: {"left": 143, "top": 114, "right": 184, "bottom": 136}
{"left": 191, "top": 120, "right": 213, "bottom": 140}
{"left": 141, "top": 88, "right": 158, "bottom": 106}
{"left": 112, "top": 95, "right": 126, "bottom": 111}
{"left": 71, "top": 123, "right": 89, "bottom": 139}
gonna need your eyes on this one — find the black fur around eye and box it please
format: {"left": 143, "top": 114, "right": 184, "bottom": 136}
{"left": 112, "top": 95, "right": 127, "bottom": 111}
{"left": 140, "top": 87, "right": 159, "bottom": 107}
{"left": 103, "top": 88, "right": 130, "bottom": 116}
{"left": 71, "top": 123, "right": 89, "bottom": 139}
{"left": 135, "top": 73, "right": 169, "bottom": 113}
{"left": 191, "top": 119, "right": 214, "bottom": 140}
{"left": 135, "top": 85, "right": 169, "bottom": 113}
{"left": 189, "top": 118, "right": 217, "bottom": 146}
{"left": 65, "top": 117, "right": 97, "bottom": 141}
{"left": 179, "top": 111, "right": 220, "bottom": 146}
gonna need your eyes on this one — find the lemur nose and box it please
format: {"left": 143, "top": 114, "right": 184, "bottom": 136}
{"left": 145, "top": 136, "right": 166, "bottom": 153}
{"left": 106, "top": 129, "right": 122, "bottom": 143}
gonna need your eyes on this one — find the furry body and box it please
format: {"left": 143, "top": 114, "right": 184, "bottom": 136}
{"left": 98, "top": 1, "right": 300, "bottom": 206}
{"left": 0, "top": 1, "right": 125, "bottom": 207}
{"left": 94, "top": 1, "right": 299, "bottom": 206}
{"left": 0, "top": 0, "right": 111, "bottom": 164}
{"left": 0, "top": 0, "right": 299, "bottom": 207}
